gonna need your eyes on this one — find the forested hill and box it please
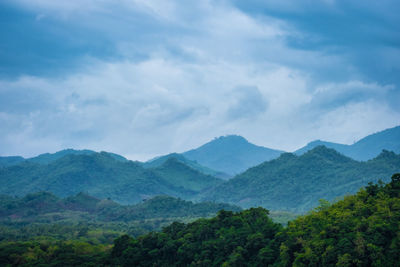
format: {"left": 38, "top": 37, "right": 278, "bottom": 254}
{"left": 0, "top": 192, "right": 241, "bottom": 223}
{"left": 1, "top": 175, "right": 399, "bottom": 266}
{"left": 201, "top": 146, "right": 400, "bottom": 212}
{"left": 150, "top": 158, "right": 223, "bottom": 192}
{"left": 183, "top": 135, "right": 284, "bottom": 175}
{"left": 0, "top": 149, "right": 128, "bottom": 167}
{"left": 0, "top": 152, "right": 222, "bottom": 204}
{"left": 108, "top": 174, "right": 400, "bottom": 266}
{"left": 144, "top": 153, "right": 230, "bottom": 179}
{"left": 295, "top": 125, "right": 400, "bottom": 160}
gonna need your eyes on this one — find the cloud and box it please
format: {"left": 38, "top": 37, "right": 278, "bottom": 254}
{"left": 0, "top": 0, "right": 399, "bottom": 159}
{"left": 226, "top": 86, "right": 268, "bottom": 120}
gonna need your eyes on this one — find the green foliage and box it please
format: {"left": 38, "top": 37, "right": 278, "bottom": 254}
{"left": 0, "top": 175, "right": 399, "bottom": 266}
{"left": 110, "top": 207, "right": 283, "bottom": 266}
{"left": 278, "top": 173, "right": 400, "bottom": 266}
{"left": 202, "top": 146, "right": 400, "bottom": 212}
{"left": 0, "top": 192, "right": 240, "bottom": 244}
{"left": 0, "top": 240, "right": 108, "bottom": 266}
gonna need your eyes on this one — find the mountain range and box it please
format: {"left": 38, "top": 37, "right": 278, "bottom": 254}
{"left": 295, "top": 125, "right": 400, "bottom": 160}
{"left": 201, "top": 146, "right": 400, "bottom": 212}
{"left": 0, "top": 152, "right": 222, "bottom": 204}
{"left": 182, "top": 135, "right": 284, "bottom": 175}
{"left": 0, "top": 125, "right": 399, "bottom": 213}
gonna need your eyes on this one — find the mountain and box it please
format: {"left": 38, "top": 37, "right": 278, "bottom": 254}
{"left": 144, "top": 153, "right": 231, "bottom": 179}
{"left": 294, "top": 140, "right": 349, "bottom": 155}
{"left": 151, "top": 158, "right": 224, "bottom": 192}
{"left": 0, "top": 152, "right": 222, "bottom": 204}
{"left": 183, "top": 135, "right": 284, "bottom": 175}
{"left": 201, "top": 146, "right": 400, "bottom": 213}
{"left": 27, "top": 149, "right": 97, "bottom": 164}
{"left": 0, "top": 156, "right": 25, "bottom": 167}
{"left": 0, "top": 149, "right": 128, "bottom": 168}
{"left": 295, "top": 125, "right": 400, "bottom": 161}
{"left": 0, "top": 191, "right": 241, "bottom": 223}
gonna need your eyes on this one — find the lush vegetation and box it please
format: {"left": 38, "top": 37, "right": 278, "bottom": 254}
{"left": 110, "top": 207, "right": 282, "bottom": 266}
{"left": 2, "top": 146, "right": 399, "bottom": 214}
{"left": 0, "top": 152, "right": 222, "bottom": 204}
{"left": 0, "top": 174, "right": 399, "bottom": 266}
{"left": 295, "top": 125, "right": 400, "bottom": 160}
{"left": 0, "top": 192, "right": 240, "bottom": 243}
{"left": 202, "top": 146, "right": 400, "bottom": 212}
{"left": 280, "top": 173, "right": 400, "bottom": 266}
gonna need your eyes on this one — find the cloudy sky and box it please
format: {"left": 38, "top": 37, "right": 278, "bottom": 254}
{"left": 1, "top": 0, "right": 399, "bottom": 160}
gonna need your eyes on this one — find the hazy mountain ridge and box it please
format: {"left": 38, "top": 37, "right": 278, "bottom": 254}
{"left": 183, "top": 135, "right": 284, "bottom": 175}
{"left": 201, "top": 146, "right": 400, "bottom": 212}
{"left": 144, "top": 153, "right": 231, "bottom": 180}
{"left": 0, "top": 149, "right": 128, "bottom": 168}
{"left": 295, "top": 125, "right": 400, "bottom": 160}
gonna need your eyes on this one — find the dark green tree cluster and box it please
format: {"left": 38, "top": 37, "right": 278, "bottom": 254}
{"left": 110, "top": 207, "right": 282, "bottom": 266}
{"left": 110, "top": 173, "right": 400, "bottom": 266}
{"left": 0, "top": 240, "right": 108, "bottom": 267}
{"left": 279, "top": 173, "right": 400, "bottom": 266}
{"left": 1, "top": 174, "right": 399, "bottom": 266}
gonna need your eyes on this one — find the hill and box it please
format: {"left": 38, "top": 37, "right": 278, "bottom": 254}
{"left": 0, "top": 149, "right": 128, "bottom": 168}
{"left": 201, "top": 146, "right": 400, "bottom": 212}
{"left": 183, "top": 135, "right": 284, "bottom": 175}
{"left": 0, "top": 152, "right": 222, "bottom": 204}
{"left": 0, "top": 192, "right": 241, "bottom": 223}
{"left": 107, "top": 174, "right": 400, "bottom": 267}
{"left": 144, "top": 153, "right": 231, "bottom": 179}
{"left": 0, "top": 156, "right": 25, "bottom": 167}
{"left": 295, "top": 125, "right": 400, "bottom": 161}
{"left": 151, "top": 158, "right": 223, "bottom": 192}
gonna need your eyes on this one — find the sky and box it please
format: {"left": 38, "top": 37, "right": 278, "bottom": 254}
{"left": 1, "top": 0, "right": 399, "bottom": 160}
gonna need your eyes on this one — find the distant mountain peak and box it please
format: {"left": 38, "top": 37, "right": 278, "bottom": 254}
{"left": 214, "top": 135, "right": 249, "bottom": 143}
{"left": 295, "top": 125, "right": 400, "bottom": 161}
{"left": 183, "top": 135, "right": 284, "bottom": 175}
{"left": 303, "top": 145, "right": 354, "bottom": 162}
{"left": 373, "top": 149, "right": 399, "bottom": 160}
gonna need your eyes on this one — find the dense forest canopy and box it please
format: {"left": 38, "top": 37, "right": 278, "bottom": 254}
{"left": 0, "top": 174, "right": 399, "bottom": 266}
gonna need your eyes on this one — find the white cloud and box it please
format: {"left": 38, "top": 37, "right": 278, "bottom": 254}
{"left": 1, "top": 56, "right": 398, "bottom": 159}
{"left": 1, "top": 0, "right": 399, "bottom": 159}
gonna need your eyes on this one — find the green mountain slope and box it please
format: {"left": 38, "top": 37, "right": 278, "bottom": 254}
{"left": 0, "top": 156, "right": 25, "bottom": 167}
{"left": 0, "top": 152, "right": 221, "bottom": 204}
{"left": 151, "top": 158, "right": 223, "bottom": 192}
{"left": 295, "top": 125, "right": 400, "bottom": 161}
{"left": 183, "top": 135, "right": 284, "bottom": 175}
{"left": 144, "top": 153, "right": 231, "bottom": 179}
{"left": 0, "top": 149, "right": 128, "bottom": 167}
{"left": 201, "top": 146, "right": 400, "bottom": 212}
